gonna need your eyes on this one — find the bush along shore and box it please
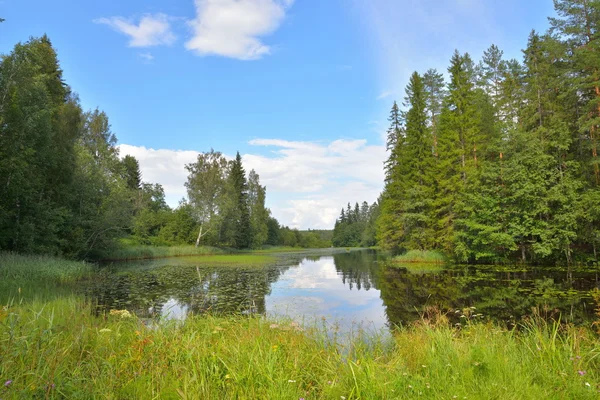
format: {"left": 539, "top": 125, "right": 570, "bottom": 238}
{"left": 0, "top": 297, "right": 599, "bottom": 399}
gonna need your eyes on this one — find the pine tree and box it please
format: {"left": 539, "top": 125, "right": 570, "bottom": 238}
{"left": 228, "top": 152, "right": 251, "bottom": 249}
{"left": 550, "top": 0, "right": 600, "bottom": 185}
{"left": 423, "top": 69, "right": 446, "bottom": 157}
{"left": 248, "top": 169, "right": 269, "bottom": 248}
{"left": 399, "top": 72, "right": 435, "bottom": 249}
{"left": 122, "top": 155, "right": 142, "bottom": 190}
{"left": 384, "top": 101, "right": 404, "bottom": 176}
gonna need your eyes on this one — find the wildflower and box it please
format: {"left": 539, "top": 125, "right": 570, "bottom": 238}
{"left": 109, "top": 309, "right": 132, "bottom": 318}
{"left": 585, "top": 382, "right": 591, "bottom": 387}
{"left": 327, "top": 381, "right": 333, "bottom": 385}
{"left": 272, "top": 345, "right": 279, "bottom": 351}
{"left": 288, "top": 380, "right": 296, "bottom": 383}
{"left": 4, "top": 380, "right": 12, "bottom": 387}
{"left": 578, "top": 370, "right": 586, "bottom": 376}
{"left": 341, "top": 397, "right": 346, "bottom": 400}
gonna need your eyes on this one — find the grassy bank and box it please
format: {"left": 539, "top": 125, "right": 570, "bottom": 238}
{"left": 1, "top": 299, "right": 599, "bottom": 399}
{"left": 393, "top": 250, "right": 446, "bottom": 264}
{"left": 98, "top": 245, "right": 228, "bottom": 261}
{"left": 98, "top": 245, "right": 342, "bottom": 261}
{"left": 0, "top": 253, "right": 92, "bottom": 284}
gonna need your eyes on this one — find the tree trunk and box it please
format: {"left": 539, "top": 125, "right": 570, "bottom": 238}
{"left": 593, "top": 83, "right": 600, "bottom": 184}
{"left": 195, "top": 224, "right": 203, "bottom": 248}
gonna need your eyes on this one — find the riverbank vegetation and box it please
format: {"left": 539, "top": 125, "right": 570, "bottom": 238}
{"left": 1, "top": 298, "right": 599, "bottom": 399}
{"left": 0, "top": 36, "right": 332, "bottom": 260}
{"left": 332, "top": 202, "right": 379, "bottom": 248}
{"left": 0, "top": 253, "right": 92, "bottom": 284}
{"left": 392, "top": 250, "right": 446, "bottom": 264}
{"left": 332, "top": 1, "right": 600, "bottom": 266}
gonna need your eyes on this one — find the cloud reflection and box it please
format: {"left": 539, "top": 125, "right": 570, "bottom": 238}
{"left": 266, "top": 257, "right": 387, "bottom": 332}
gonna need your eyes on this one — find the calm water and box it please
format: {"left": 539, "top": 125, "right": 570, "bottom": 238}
{"left": 81, "top": 250, "right": 600, "bottom": 332}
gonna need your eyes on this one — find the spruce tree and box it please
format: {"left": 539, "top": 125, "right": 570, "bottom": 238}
{"left": 229, "top": 152, "right": 252, "bottom": 249}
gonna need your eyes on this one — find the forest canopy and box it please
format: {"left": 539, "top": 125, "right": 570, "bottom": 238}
{"left": 0, "top": 36, "right": 327, "bottom": 258}
{"left": 373, "top": 0, "right": 600, "bottom": 265}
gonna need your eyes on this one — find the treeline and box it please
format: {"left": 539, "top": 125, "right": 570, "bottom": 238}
{"left": 0, "top": 36, "right": 326, "bottom": 259}
{"left": 0, "top": 36, "right": 142, "bottom": 258}
{"left": 182, "top": 149, "right": 331, "bottom": 249}
{"left": 332, "top": 202, "right": 379, "bottom": 247}
{"left": 377, "top": 0, "right": 600, "bottom": 264}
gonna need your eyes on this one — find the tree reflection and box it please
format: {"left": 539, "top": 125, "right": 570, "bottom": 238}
{"left": 85, "top": 251, "right": 599, "bottom": 328}
{"left": 86, "top": 264, "right": 291, "bottom": 319}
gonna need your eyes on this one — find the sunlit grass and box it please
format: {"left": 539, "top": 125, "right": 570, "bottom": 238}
{"left": 1, "top": 298, "right": 599, "bottom": 399}
{"left": 391, "top": 262, "right": 446, "bottom": 274}
{"left": 394, "top": 250, "right": 447, "bottom": 264}
{"left": 0, "top": 252, "right": 92, "bottom": 283}
{"left": 188, "top": 254, "right": 274, "bottom": 266}
{"left": 99, "top": 245, "right": 227, "bottom": 261}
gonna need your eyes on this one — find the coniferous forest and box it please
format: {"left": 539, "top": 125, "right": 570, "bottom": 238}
{"left": 333, "top": 1, "right": 600, "bottom": 265}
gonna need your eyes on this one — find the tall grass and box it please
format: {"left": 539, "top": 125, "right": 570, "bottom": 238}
{"left": 98, "top": 245, "right": 227, "bottom": 261}
{"left": 1, "top": 298, "right": 599, "bottom": 399}
{"left": 394, "top": 250, "right": 446, "bottom": 264}
{"left": 0, "top": 253, "right": 92, "bottom": 283}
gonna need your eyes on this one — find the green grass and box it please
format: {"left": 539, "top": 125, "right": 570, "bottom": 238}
{"left": 391, "top": 262, "right": 446, "bottom": 274}
{"left": 98, "top": 245, "right": 228, "bottom": 261}
{"left": 1, "top": 298, "right": 599, "bottom": 399}
{"left": 393, "top": 250, "right": 447, "bottom": 264}
{"left": 0, "top": 253, "right": 92, "bottom": 284}
{"left": 185, "top": 254, "right": 274, "bottom": 266}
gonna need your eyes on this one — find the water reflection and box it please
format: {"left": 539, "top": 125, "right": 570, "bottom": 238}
{"left": 265, "top": 254, "right": 387, "bottom": 332}
{"left": 84, "top": 250, "right": 600, "bottom": 332}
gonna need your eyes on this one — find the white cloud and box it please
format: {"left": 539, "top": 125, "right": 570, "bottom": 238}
{"left": 119, "top": 137, "right": 386, "bottom": 229}
{"left": 376, "top": 90, "right": 392, "bottom": 100}
{"left": 185, "top": 0, "right": 295, "bottom": 60}
{"left": 139, "top": 52, "right": 155, "bottom": 62}
{"left": 118, "top": 144, "right": 199, "bottom": 204}
{"left": 94, "top": 14, "right": 176, "bottom": 47}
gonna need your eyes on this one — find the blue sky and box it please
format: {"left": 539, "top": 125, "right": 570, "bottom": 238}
{"left": 0, "top": 0, "right": 556, "bottom": 228}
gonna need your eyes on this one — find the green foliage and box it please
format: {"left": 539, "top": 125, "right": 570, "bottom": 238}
{"left": 98, "top": 245, "right": 226, "bottom": 261}
{"left": 121, "top": 155, "right": 141, "bottom": 190}
{"left": 0, "top": 252, "right": 92, "bottom": 283}
{"left": 0, "top": 37, "right": 292, "bottom": 258}
{"left": 1, "top": 298, "right": 599, "bottom": 399}
{"left": 375, "top": 2, "right": 600, "bottom": 264}
{"left": 392, "top": 250, "right": 446, "bottom": 264}
{"left": 333, "top": 201, "right": 379, "bottom": 247}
